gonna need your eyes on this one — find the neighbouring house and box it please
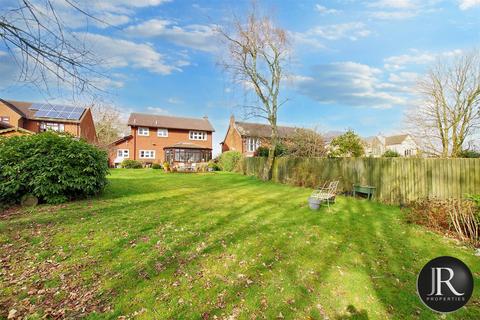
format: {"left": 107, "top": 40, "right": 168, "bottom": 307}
{"left": 366, "top": 134, "right": 419, "bottom": 157}
{"left": 220, "top": 116, "right": 297, "bottom": 157}
{"left": 109, "top": 113, "right": 214, "bottom": 167}
{"left": 0, "top": 98, "right": 97, "bottom": 143}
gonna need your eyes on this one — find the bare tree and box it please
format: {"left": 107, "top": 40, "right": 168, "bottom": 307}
{"left": 407, "top": 51, "right": 480, "bottom": 157}
{"left": 218, "top": 2, "right": 289, "bottom": 180}
{"left": 0, "top": 0, "right": 104, "bottom": 97}
{"left": 285, "top": 128, "right": 326, "bottom": 157}
{"left": 92, "top": 103, "right": 125, "bottom": 148}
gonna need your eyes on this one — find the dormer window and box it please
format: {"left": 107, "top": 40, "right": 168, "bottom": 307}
{"left": 189, "top": 131, "right": 207, "bottom": 141}
{"left": 138, "top": 127, "right": 149, "bottom": 136}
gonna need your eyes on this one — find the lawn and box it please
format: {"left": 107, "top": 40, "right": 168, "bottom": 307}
{"left": 1, "top": 169, "right": 479, "bottom": 319}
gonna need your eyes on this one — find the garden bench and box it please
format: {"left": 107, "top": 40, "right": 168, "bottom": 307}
{"left": 352, "top": 184, "right": 376, "bottom": 200}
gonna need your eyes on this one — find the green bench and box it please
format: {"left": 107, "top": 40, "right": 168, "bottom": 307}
{"left": 352, "top": 184, "right": 376, "bottom": 200}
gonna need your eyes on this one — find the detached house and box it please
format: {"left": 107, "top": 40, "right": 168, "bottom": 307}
{"left": 366, "top": 134, "right": 419, "bottom": 157}
{"left": 109, "top": 113, "right": 214, "bottom": 167}
{"left": 221, "top": 116, "right": 297, "bottom": 156}
{"left": 0, "top": 99, "right": 97, "bottom": 143}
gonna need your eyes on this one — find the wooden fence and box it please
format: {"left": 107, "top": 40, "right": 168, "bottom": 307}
{"left": 239, "top": 157, "right": 480, "bottom": 204}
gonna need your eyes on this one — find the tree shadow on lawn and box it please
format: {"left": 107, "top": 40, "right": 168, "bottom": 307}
{"left": 3, "top": 175, "right": 479, "bottom": 319}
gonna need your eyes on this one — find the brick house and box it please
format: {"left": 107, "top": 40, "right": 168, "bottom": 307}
{"left": 0, "top": 99, "right": 97, "bottom": 143}
{"left": 220, "top": 116, "right": 297, "bottom": 157}
{"left": 109, "top": 113, "right": 214, "bottom": 167}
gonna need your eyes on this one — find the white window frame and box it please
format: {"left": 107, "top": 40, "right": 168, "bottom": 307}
{"left": 138, "top": 127, "right": 149, "bottom": 136}
{"left": 157, "top": 128, "right": 168, "bottom": 137}
{"left": 40, "top": 122, "right": 65, "bottom": 132}
{"left": 247, "top": 137, "right": 260, "bottom": 152}
{"left": 189, "top": 130, "right": 207, "bottom": 141}
{"left": 117, "top": 149, "right": 129, "bottom": 158}
{"left": 0, "top": 116, "right": 9, "bottom": 124}
{"left": 139, "top": 150, "right": 155, "bottom": 159}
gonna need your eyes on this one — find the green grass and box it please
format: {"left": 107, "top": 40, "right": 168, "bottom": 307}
{"left": 1, "top": 169, "right": 479, "bottom": 319}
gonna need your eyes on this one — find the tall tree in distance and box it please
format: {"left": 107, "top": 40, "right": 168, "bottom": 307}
{"left": 92, "top": 103, "right": 125, "bottom": 148}
{"left": 218, "top": 2, "right": 290, "bottom": 180}
{"left": 407, "top": 51, "right": 480, "bottom": 157}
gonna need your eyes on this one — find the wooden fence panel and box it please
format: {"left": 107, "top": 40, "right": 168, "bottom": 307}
{"left": 240, "top": 157, "right": 480, "bottom": 204}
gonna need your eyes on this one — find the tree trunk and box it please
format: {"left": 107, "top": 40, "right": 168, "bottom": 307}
{"left": 262, "top": 120, "right": 278, "bottom": 181}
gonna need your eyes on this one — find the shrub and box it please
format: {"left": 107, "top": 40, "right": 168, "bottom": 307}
{"left": 255, "top": 144, "right": 286, "bottom": 157}
{"left": 459, "top": 150, "right": 480, "bottom": 158}
{"left": 383, "top": 150, "right": 400, "bottom": 157}
{"left": 121, "top": 159, "right": 142, "bottom": 169}
{"left": 218, "top": 151, "right": 243, "bottom": 172}
{"left": 407, "top": 199, "right": 479, "bottom": 246}
{"left": 207, "top": 161, "right": 221, "bottom": 171}
{"left": 152, "top": 163, "right": 163, "bottom": 169}
{"left": 163, "top": 161, "right": 170, "bottom": 171}
{"left": 0, "top": 132, "right": 108, "bottom": 205}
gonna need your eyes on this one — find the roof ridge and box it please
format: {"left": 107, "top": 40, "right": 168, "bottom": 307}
{"left": 130, "top": 112, "right": 210, "bottom": 121}
{"left": 235, "top": 121, "right": 298, "bottom": 129}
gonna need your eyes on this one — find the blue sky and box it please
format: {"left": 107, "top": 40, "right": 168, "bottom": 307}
{"left": 1, "top": 0, "right": 480, "bottom": 155}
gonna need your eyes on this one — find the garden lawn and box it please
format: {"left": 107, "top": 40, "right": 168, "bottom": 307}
{"left": 1, "top": 169, "right": 479, "bottom": 319}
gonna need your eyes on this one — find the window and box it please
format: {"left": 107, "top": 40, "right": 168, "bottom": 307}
{"left": 246, "top": 137, "right": 260, "bottom": 152}
{"left": 0, "top": 116, "right": 9, "bottom": 124}
{"left": 40, "top": 122, "right": 64, "bottom": 132}
{"left": 189, "top": 131, "right": 207, "bottom": 141}
{"left": 167, "top": 148, "right": 211, "bottom": 163}
{"left": 138, "top": 127, "right": 149, "bottom": 136}
{"left": 157, "top": 128, "right": 168, "bottom": 137}
{"left": 139, "top": 150, "right": 155, "bottom": 159}
{"left": 117, "top": 149, "right": 129, "bottom": 158}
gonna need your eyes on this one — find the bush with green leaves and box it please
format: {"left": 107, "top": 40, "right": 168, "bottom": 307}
{"left": 459, "top": 150, "right": 480, "bottom": 158}
{"left": 121, "top": 159, "right": 143, "bottom": 169}
{"left": 255, "top": 144, "right": 286, "bottom": 157}
{"left": 0, "top": 132, "right": 108, "bottom": 205}
{"left": 218, "top": 151, "right": 243, "bottom": 172}
{"left": 207, "top": 161, "right": 221, "bottom": 171}
{"left": 383, "top": 150, "right": 400, "bottom": 157}
{"left": 329, "top": 130, "right": 365, "bottom": 157}
{"left": 151, "top": 163, "right": 163, "bottom": 169}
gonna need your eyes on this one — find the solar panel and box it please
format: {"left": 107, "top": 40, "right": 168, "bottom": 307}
{"left": 32, "top": 103, "right": 85, "bottom": 120}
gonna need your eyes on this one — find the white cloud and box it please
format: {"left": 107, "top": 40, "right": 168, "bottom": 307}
{"left": 384, "top": 49, "right": 463, "bottom": 70}
{"left": 76, "top": 32, "right": 184, "bottom": 75}
{"left": 293, "top": 22, "right": 371, "bottom": 48}
{"left": 315, "top": 4, "right": 341, "bottom": 14}
{"left": 368, "top": 0, "right": 417, "bottom": 9}
{"left": 370, "top": 10, "right": 417, "bottom": 19}
{"left": 147, "top": 107, "right": 170, "bottom": 114}
{"left": 125, "top": 19, "right": 219, "bottom": 52}
{"left": 42, "top": 0, "right": 171, "bottom": 29}
{"left": 367, "top": 0, "right": 439, "bottom": 20}
{"left": 290, "top": 62, "right": 406, "bottom": 109}
{"left": 459, "top": 0, "right": 480, "bottom": 10}
{"left": 167, "top": 97, "right": 183, "bottom": 104}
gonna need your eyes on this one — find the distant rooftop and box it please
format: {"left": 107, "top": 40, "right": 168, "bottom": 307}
{"left": 0, "top": 99, "right": 87, "bottom": 122}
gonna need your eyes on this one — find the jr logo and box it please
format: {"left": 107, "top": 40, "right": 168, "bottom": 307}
{"left": 417, "top": 256, "right": 473, "bottom": 313}
{"left": 427, "top": 267, "right": 464, "bottom": 296}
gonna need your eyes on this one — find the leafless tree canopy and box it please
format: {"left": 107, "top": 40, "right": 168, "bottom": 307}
{"left": 218, "top": 2, "right": 289, "bottom": 179}
{"left": 285, "top": 128, "right": 326, "bottom": 157}
{"left": 407, "top": 51, "right": 480, "bottom": 157}
{"left": 0, "top": 0, "right": 102, "bottom": 96}
{"left": 92, "top": 103, "right": 126, "bottom": 148}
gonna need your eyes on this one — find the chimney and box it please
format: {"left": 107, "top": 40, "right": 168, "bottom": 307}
{"left": 229, "top": 115, "right": 235, "bottom": 125}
